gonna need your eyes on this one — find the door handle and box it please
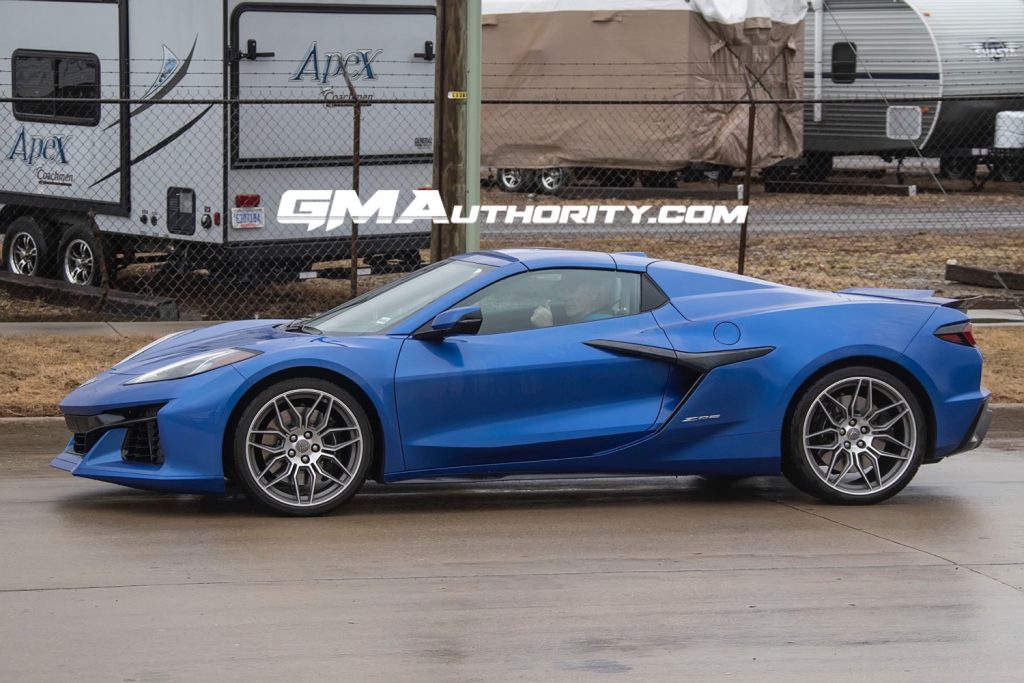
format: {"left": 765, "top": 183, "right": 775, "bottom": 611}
{"left": 414, "top": 40, "right": 435, "bottom": 61}
{"left": 232, "top": 39, "right": 276, "bottom": 62}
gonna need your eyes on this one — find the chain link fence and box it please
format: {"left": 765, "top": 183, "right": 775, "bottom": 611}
{"left": 2, "top": 58, "right": 1023, "bottom": 321}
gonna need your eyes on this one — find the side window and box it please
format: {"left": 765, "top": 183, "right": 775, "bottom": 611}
{"left": 460, "top": 269, "right": 642, "bottom": 335}
{"left": 12, "top": 50, "right": 100, "bottom": 126}
{"left": 831, "top": 42, "right": 857, "bottom": 84}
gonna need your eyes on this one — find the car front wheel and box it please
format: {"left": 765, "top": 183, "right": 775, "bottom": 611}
{"left": 232, "top": 378, "right": 373, "bottom": 516}
{"left": 783, "top": 367, "right": 926, "bottom": 504}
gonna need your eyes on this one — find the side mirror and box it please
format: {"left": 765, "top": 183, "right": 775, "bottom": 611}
{"left": 413, "top": 305, "right": 483, "bottom": 341}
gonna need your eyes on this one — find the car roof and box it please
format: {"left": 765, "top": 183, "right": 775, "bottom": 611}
{"left": 471, "top": 248, "right": 660, "bottom": 271}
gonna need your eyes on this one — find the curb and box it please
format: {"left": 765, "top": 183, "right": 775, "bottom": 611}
{"left": 0, "top": 321, "right": 227, "bottom": 337}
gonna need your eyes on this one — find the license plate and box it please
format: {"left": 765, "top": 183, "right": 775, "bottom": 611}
{"left": 231, "top": 207, "right": 264, "bottom": 229}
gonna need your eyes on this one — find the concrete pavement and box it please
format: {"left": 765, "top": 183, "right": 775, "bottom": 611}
{"left": 1, "top": 417, "right": 1022, "bottom": 681}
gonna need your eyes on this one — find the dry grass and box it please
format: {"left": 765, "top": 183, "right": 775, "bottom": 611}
{"left": 976, "top": 328, "right": 1024, "bottom": 403}
{"left": 0, "top": 328, "right": 1020, "bottom": 417}
{"left": 482, "top": 230, "right": 1024, "bottom": 295}
{"left": 0, "top": 336, "right": 158, "bottom": 417}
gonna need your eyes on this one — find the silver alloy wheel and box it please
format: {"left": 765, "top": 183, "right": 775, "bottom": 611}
{"left": 538, "top": 168, "right": 566, "bottom": 192}
{"left": 245, "top": 389, "right": 364, "bottom": 509}
{"left": 498, "top": 168, "right": 525, "bottom": 191}
{"left": 802, "top": 377, "right": 917, "bottom": 496}
{"left": 9, "top": 232, "right": 39, "bottom": 276}
{"left": 62, "top": 238, "right": 95, "bottom": 285}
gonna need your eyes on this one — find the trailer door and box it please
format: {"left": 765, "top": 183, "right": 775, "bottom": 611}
{"left": 227, "top": 3, "right": 436, "bottom": 249}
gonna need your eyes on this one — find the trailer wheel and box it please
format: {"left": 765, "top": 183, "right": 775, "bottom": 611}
{"left": 59, "top": 225, "right": 103, "bottom": 287}
{"left": 939, "top": 156, "right": 977, "bottom": 181}
{"left": 992, "top": 159, "right": 1024, "bottom": 183}
{"left": 3, "top": 216, "right": 54, "bottom": 278}
{"left": 537, "top": 167, "right": 571, "bottom": 194}
{"left": 800, "top": 153, "right": 833, "bottom": 182}
{"left": 495, "top": 168, "right": 532, "bottom": 193}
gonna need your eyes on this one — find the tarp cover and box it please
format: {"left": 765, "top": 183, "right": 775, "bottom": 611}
{"left": 482, "top": 0, "right": 807, "bottom": 171}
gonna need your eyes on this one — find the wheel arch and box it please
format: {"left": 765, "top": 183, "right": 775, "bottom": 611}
{"left": 221, "top": 366, "right": 388, "bottom": 484}
{"left": 780, "top": 354, "right": 936, "bottom": 462}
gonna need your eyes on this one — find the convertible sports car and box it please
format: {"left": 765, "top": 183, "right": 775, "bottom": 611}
{"left": 53, "top": 249, "right": 991, "bottom": 515}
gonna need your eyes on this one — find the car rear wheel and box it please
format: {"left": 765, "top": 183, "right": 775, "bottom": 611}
{"left": 232, "top": 378, "right": 373, "bottom": 516}
{"left": 783, "top": 367, "right": 926, "bottom": 504}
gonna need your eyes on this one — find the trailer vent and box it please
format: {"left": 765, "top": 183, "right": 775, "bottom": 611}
{"left": 167, "top": 187, "right": 197, "bottom": 236}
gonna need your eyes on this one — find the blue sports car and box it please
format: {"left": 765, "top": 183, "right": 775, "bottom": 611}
{"left": 53, "top": 249, "right": 992, "bottom": 515}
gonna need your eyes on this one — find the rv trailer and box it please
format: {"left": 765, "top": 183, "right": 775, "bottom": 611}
{"left": 0, "top": 0, "right": 436, "bottom": 286}
{"left": 802, "top": 0, "right": 1024, "bottom": 181}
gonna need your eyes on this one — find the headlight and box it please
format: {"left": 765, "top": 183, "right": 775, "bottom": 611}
{"left": 125, "top": 348, "right": 260, "bottom": 385}
{"left": 116, "top": 330, "right": 190, "bottom": 367}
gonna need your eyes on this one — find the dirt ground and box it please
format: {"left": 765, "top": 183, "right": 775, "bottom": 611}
{"left": 0, "top": 327, "right": 1019, "bottom": 418}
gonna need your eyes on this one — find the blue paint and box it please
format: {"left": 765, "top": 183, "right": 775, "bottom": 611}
{"left": 53, "top": 249, "right": 990, "bottom": 498}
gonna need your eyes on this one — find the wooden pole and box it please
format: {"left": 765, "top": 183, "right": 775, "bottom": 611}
{"left": 432, "top": 0, "right": 467, "bottom": 260}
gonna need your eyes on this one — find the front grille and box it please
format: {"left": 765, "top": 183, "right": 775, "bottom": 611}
{"left": 72, "top": 431, "right": 100, "bottom": 455}
{"left": 122, "top": 419, "right": 164, "bottom": 465}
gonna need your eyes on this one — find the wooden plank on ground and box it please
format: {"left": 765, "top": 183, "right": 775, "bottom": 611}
{"left": 945, "top": 263, "right": 1024, "bottom": 291}
{"left": 0, "top": 273, "right": 179, "bottom": 320}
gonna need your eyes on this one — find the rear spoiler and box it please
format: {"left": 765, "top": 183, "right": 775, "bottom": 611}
{"left": 837, "top": 288, "right": 970, "bottom": 310}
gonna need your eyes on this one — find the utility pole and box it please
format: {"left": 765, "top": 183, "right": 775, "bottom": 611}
{"left": 432, "top": 0, "right": 481, "bottom": 260}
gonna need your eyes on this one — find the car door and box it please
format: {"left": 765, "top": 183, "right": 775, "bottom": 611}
{"left": 393, "top": 268, "right": 674, "bottom": 473}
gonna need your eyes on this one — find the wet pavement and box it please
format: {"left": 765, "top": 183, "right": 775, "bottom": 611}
{"left": 1, "top": 422, "right": 1023, "bottom": 681}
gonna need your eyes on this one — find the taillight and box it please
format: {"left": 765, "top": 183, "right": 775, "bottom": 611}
{"left": 935, "top": 321, "right": 977, "bottom": 347}
{"left": 235, "top": 194, "right": 261, "bottom": 208}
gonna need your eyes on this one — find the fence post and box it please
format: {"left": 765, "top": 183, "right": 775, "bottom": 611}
{"left": 339, "top": 68, "right": 361, "bottom": 298}
{"left": 737, "top": 90, "right": 756, "bottom": 275}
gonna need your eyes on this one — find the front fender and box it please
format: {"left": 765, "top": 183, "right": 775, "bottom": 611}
{"left": 229, "top": 336, "right": 406, "bottom": 475}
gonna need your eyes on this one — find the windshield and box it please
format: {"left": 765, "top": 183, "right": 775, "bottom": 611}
{"left": 307, "top": 259, "right": 494, "bottom": 335}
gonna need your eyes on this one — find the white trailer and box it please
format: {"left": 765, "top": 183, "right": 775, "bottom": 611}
{"left": 1, "top": 0, "right": 436, "bottom": 286}
{"left": 802, "top": 0, "right": 1024, "bottom": 180}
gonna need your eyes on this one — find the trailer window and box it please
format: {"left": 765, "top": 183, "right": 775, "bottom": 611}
{"left": 831, "top": 42, "right": 858, "bottom": 84}
{"left": 12, "top": 50, "right": 100, "bottom": 126}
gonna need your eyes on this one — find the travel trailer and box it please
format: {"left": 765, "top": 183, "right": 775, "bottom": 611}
{"left": 1, "top": 0, "right": 436, "bottom": 285}
{"left": 482, "top": 0, "right": 1024, "bottom": 190}
{"left": 801, "top": 0, "right": 1024, "bottom": 180}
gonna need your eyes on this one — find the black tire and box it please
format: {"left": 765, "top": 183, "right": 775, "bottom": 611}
{"left": 939, "top": 156, "right": 977, "bottom": 181}
{"left": 992, "top": 159, "right": 1024, "bottom": 183}
{"left": 799, "top": 153, "right": 833, "bottom": 182}
{"left": 782, "top": 366, "right": 927, "bottom": 505}
{"left": 705, "top": 165, "right": 735, "bottom": 184}
{"left": 58, "top": 225, "right": 103, "bottom": 287}
{"left": 232, "top": 378, "right": 375, "bottom": 516}
{"left": 536, "top": 167, "right": 571, "bottom": 194}
{"left": 3, "top": 215, "right": 54, "bottom": 278}
{"left": 495, "top": 168, "right": 532, "bottom": 193}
